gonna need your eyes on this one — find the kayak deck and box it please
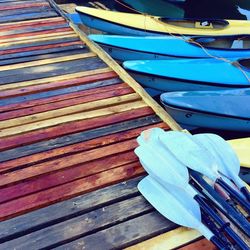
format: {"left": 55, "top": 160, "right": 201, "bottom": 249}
{"left": 0, "top": 1, "right": 225, "bottom": 249}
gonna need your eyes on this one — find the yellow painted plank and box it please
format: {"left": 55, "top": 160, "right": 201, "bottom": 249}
{"left": 0, "top": 17, "right": 65, "bottom": 27}
{"left": 0, "top": 34, "right": 78, "bottom": 48}
{"left": 0, "top": 52, "right": 96, "bottom": 72}
{"left": 0, "top": 99, "right": 146, "bottom": 138}
{"left": 0, "top": 93, "right": 140, "bottom": 129}
{"left": 70, "top": 23, "right": 182, "bottom": 131}
{"left": 0, "top": 67, "right": 112, "bottom": 91}
{"left": 0, "top": 31, "right": 75, "bottom": 45}
{"left": 126, "top": 227, "right": 201, "bottom": 250}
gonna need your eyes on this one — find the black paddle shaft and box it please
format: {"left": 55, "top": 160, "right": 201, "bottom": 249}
{"left": 217, "top": 178, "right": 250, "bottom": 215}
{"left": 195, "top": 195, "right": 250, "bottom": 250}
{"left": 190, "top": 170, "right": 250, "bottom": 238}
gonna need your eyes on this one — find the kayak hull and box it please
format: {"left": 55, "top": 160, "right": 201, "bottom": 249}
{"left": 89, "top": 35, "right": 250, "bottom": 61}
{"left": 77, "top": 12, "right": 160, "bottom": 36}
{"left": 127, "top": 71, "right": 242, "bottom": 92}
{"left": 161, "top": 89, "right": 250, "bottom": 131}
{"left": 162, "top": 104, "right": 250, "bottom": 131}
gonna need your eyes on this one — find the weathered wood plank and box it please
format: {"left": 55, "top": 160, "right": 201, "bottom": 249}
{"left": 0, "top": 17, "right": 65, "bottom": 31}
{"left": 0, "top": 196, "right": 152, "bottom": 249}
{"left": 0, "top": 93, "right": 140, "bottom": 130}
{"left": 0, "top": 23, "right": 69, "bottom": 38}
{"left": 0, "top": 48, "right": 88, "bottom": 67}
{"left": 0, "top": 107, "right": 154, "bottom": 151}
{"left": 0, "top": 138, "right": 139, "bottom": 187}
{"left": 0, "top": 150, "right": 138, "bottom": 203}
{"left": 0, "top": 2, "right": 49, "bottom": 11}
{"left": 0, "top": 7, "right": 52, "bottom": 18}
{"left": 0, "top": 162, "right": 144, "bottom": 221}
{"left": 0, "top": 43, "right": 84, "bottom": 61}
{"left": 0, "top": 67, "right": 112, "bottom": 93}
{"left": 0, "top": 57, "right": 106, "bottom": 86}
{"left": 0, "top": 83, "right": 130, "bottom": 119}
{"left": 179, "top": 239, "right": 215, "bottom": 250}
{"left": 0, "top": 52, "right": 95, "bottom": 72}
{"left": 0, "top": 38, "right": 81, "bottom": 57}
{"left": 0, "top": 177, "right": 142, "bottom": 243}
{"left": 0, "top": 95, "right": 143, "bottom": 138}
{"left": 0, "top": 11, "right": 58, "bottom": 23}
{"left": 0, "top": 108, "right": 157, "bottom": 164}
{"left": 55, "top": 212, "right": 176, "bottom": 250}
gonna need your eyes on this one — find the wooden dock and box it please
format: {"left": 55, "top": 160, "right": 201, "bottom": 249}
{"left": 0, "top": 1, "right": 217, "bottom": 249}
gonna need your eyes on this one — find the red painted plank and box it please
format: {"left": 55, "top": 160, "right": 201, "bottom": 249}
{"left": 0, "top": 2, "right": 50, "bottom": 11}
{"left": 0, "top": 84, "right": 131, "bottom": 121}
{"left": 0, "top": 27, "right": 73, "bottom": 40}
{"left": 179, "top": 239, "right": 216, "bottom": 250}
{"left": 0, "top": 107, "right": 154, "bottom": 151}
{"left": 0, "top": 162, "right": 144, "bottom": 221}
{"left": 0, "top": 71, "right": 118, "bottom": 112}
{"left": 0, "top": 40, "right": 83, "bottom": 57}
{"left": 0, "top": 85, "right": 133, "bottom": 121}
{"left": 0, "top": 139, "right": 138, "bottom": 188}
{"left": 0, "top": 151, "right": 138, "bottom": 204}
{"left": 0, "top": 71, "right": 119, "bottom": 101}
{"left": 0, "top": 17, "right": 66, "bottom": 32}
{"left": 0, "top": 122, "right": 167, "bottom": 174}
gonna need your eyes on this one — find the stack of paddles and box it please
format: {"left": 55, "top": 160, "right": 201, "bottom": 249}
{"left": 135, "top": 128, "right": 250, "bottom": 249}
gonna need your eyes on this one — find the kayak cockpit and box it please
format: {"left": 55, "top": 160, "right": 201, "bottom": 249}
{"left": 159, "top": 18, "right": 229, "bottom": 29}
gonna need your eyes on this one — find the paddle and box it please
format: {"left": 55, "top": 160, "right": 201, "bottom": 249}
{"left": 158, "top": 131, "right": 250, "bottom": 214}
{"left": 138, "top": 176, "right": 229, "bottom": 250}
{"left": 194, "top": 133, "right": 250, "bottom": 202}
{"left": 135, "top": 129, "right": 249, "bottom": 249}
{"left": 144, "top": 128, "right": 250, "bottom": 237}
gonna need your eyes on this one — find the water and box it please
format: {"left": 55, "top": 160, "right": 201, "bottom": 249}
{"left": 61, "top": 0, "right": 250, "bottom": 20}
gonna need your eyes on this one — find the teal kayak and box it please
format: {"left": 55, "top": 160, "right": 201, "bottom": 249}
{"left": 160, "top": 88, "right": 250, "bottom": 131}
{"left": 123, "top": 58, "right": 250, "bottom": 92}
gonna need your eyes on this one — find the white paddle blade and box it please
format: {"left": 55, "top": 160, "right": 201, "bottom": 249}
{"left": 159, "top": 131, "right": 218, "bottom": 181}
{"left": 138, "top": 176, "right": 213, "bottom": 240}
{"left": 136, "top": 128, "right": 189, "bottom": 180}
{"left": 197, "top": 134, "right": 244, "bottom": 189}
{"left": 137, "top": 127, "right": 165, "bottom": 146}
{"left": 135, "top": 145, "right": 189, "bottom": 188}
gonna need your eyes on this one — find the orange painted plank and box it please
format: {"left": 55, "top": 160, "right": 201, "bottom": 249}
{"left": 0, "top": 122, "right": 167, "bottom": 174}
{"left": 0, "top": 71, "right": 118, "bottom": 111}
{"left": 0, "top": 139, "right": 138, "bottom": 188}
{"left": 0, "top": 162, "right": 143, "bottom": 221}
{"left": 0, "top": 85, "right": 133, "bottom": 121}
{"left": 179, "top": 239, "right": 217, "bottom": 250}
{"left": 0, "top": 151, "right": 138, "bottom": 204}
{"left": 0, "top": 40, "right": 83, "bottom": 57}
{"left": 0, "top": 71, "right": 118, "bottom": 101}
{"left": 0, "top": 107, "right": 154, "bottom": 151}
{"left": 0, "top": 2, "right": 50, "bottom": 11}
{"left": 0, "top": 27, "right": 72, "bottom": 40}
{"left": 0, "top": 17, "right": 65, "bottom": 31}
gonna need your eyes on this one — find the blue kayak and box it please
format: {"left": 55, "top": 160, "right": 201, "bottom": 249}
{"left": 89, "top": 35, "right": 250, "bottom": 61}
{"left": 160, "top": 88, "right": 250, "bottom": 131}
{"left": 123, "top": 58, "right": 250, "bottom": 92}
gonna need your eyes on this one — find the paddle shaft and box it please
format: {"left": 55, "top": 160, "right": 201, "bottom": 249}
{"left": 217, "top": 178, "right": 250, "bottom": 214}
{"left": 195, "top": 195, "right": 249, "bottom": 250}
{"left": 190, "top": 170, "right": 250, "bottom": 237}
{"left": 241, "top": 187, "right": 250, "bottom": 203}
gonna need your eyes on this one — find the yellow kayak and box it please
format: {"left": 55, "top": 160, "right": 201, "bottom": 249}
{"left": 228, "top": 138, "right": 250, "bottom": 168}
{"left": 76, "top": 6, "right": 250, "bottom": 36}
